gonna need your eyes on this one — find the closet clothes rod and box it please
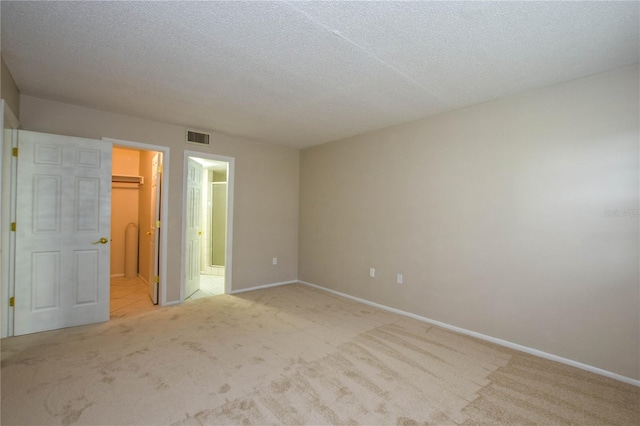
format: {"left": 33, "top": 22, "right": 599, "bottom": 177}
{"left": 112, "top": 175, "right": 144, "bottom": 184}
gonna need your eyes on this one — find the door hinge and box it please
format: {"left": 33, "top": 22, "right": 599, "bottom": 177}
{"left": 12, "top": 147, "right": 18, "bottom": 157}
{"left": 10, "top": 222, "right": 16, "bottom": 232}
{"left": 156, "top": 220, "right": 161, "bottom": 228}
{"left": 158, "top": 165, "right": 163, "bottom": 174}
{"left": 9, "top": 297, "right": 14, "bottom": 307}
{"left": 154, "top": 275, "right": 160, "bottom": 283}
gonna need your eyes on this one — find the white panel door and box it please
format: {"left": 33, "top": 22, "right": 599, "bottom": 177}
{"left": 184, "top": 158, "right": 202, "bottom": 299}
{"left": 148, "top": 152, "right": 161, "bottom": 304}
{"left": 14, "top": 130, "right": 111, "bottom": 335}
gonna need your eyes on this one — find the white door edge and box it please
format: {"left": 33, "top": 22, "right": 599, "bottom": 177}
{"left": 1, "top": 101, "right": 20, "bottom": 338}
{"left": 181, "top": 150, "right": 234, "bottom": 301}
{"left": 102, "top": 138, "right": 170, "bottom": 306}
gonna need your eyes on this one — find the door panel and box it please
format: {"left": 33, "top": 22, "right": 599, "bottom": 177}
{"left": 14, "top": 130, "right": 111, "bottom": 336}
{"left": 74, "top": 250, "right": 99, "bottom": 304}
{"left": 75, "top": 178, "right": 100, "bottom": 231}
{"left": 33, "top": 175, "right": 61, "bottom": 231}
{"left": 31, "top": 251, "right": 59, "bottom": 309}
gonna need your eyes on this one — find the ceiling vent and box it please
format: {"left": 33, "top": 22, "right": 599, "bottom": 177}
{"left": 186, "top": 130, "right": 210, "bottom": 146}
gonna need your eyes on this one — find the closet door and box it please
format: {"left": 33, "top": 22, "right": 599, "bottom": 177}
{"left": 14, "top": 130, "right": 111, "bottom": 335}
{"left": 148, "top": 152, "right": 162, "bottom": 304}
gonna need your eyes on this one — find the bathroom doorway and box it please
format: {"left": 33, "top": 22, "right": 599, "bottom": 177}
{"left": 183, "top": 152, "right": 234, "bottom": 300}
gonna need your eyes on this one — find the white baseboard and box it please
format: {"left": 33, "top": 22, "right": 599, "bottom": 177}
{"left": 230, "top": 280, "right": 297, "bottom": 295}
{"left": 299, "top": 280, "right": 640, "bottom": 388}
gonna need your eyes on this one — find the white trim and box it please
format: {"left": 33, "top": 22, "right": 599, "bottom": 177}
{"left": 0, "top": 100, "right": 4, "bottom": 338}
{"left": 164, "top": 300, "right": 181, "bottom": 307}
{"left": 230, "top": 280, "right": 297, "bottom": 295}
{"left": 181, "top": 150, "right": 235, "bottom": 302}
{"left": 102, "top": 138, "right": 170, "bottom": 306}
{"left": 1, "top": 111, "right": 19, "bottom": 338}
{"left": 299, "top": 280, "right": 640, "bottom": 387}
{"left": 224, "top": 158, "right": 234, "bottom": 295}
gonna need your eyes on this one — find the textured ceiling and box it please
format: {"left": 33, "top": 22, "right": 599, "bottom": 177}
{"left": 1, "top": 1, "right": 638, "bottom": 149}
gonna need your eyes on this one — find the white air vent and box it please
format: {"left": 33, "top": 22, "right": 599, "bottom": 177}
{"left": 186, "top": 130, "right": 210, "bottom": 145}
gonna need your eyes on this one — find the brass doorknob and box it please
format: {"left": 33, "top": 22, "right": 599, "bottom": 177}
{"left": 92, "top": 237, "right": 109, "bottom": 245}
{"left": 198, "top": 231, "right": 203, "bottom": 235}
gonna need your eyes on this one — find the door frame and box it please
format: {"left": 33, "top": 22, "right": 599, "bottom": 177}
{"left": 103, "top": 138, "right": 170, "bottom": 306}
{"left": 181, "top": 150, "right": 235, "bottom": 301}
{"left": 1, "top": 101, "right": 19, "bottom": 338}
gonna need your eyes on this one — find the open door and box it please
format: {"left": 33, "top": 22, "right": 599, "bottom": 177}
{"left": 14, "top": 130, "right": 111, "bottom": 335}
{"left": 148, "top": 152, "right": 162, "bottom": 304}
{"left": 184, "top": 157, "right": 202, "bottom": 298}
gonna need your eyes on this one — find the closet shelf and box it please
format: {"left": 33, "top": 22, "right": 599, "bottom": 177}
{"left": 112, "top": 175, "right": 144, "bottom": 184}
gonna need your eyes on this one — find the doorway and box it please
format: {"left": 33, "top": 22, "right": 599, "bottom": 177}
{"left": 104, "top": 137, "right": 170, "bottom": 314}
{"left": 182, "top": 151, "right": 234, "bottom": 301}
{"left": 109, "top": 146, "right": 163, "bottom": 317}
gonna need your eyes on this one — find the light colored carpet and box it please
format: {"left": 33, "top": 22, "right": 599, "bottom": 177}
{"left": 1, "top": 284, "right": 638, "bottom": 425}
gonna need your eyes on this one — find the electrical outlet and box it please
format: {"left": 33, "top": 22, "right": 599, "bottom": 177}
{"left": 369, "top": 268, "right": 375, "bottom": 278}
{"left": 397, "top": 274, "right": 403, "bottom": 284}
{"left": 272, "top": 257, "right": 278, "bottom": 265}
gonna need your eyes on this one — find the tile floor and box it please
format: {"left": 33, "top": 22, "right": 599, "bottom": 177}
{"left": 110, "top": 274, "right": 226, "bottom": 318}
{"left": 110, "top": 276, "right": 157, "bottom": 319}
{"left": 186, "top": 274, "right": 225, "bottom": 300}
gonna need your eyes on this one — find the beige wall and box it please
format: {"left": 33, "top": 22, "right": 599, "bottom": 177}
{"left": 110, "top": 147, "right": 140, "bottom": 276}
{"left": 112, "top": 146, "right": 141, "bottom": 175}
{"left": 299, "top": 65, "right": 640, "bottom": 380}
{"left": 19, "top": 95, "right": 299, "bottom": 302}
{"left": 1, "top": 56, "right": 20, "bottom": 120}
{"left": 211, "top": 182, "right": 227, "bottom": 267}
